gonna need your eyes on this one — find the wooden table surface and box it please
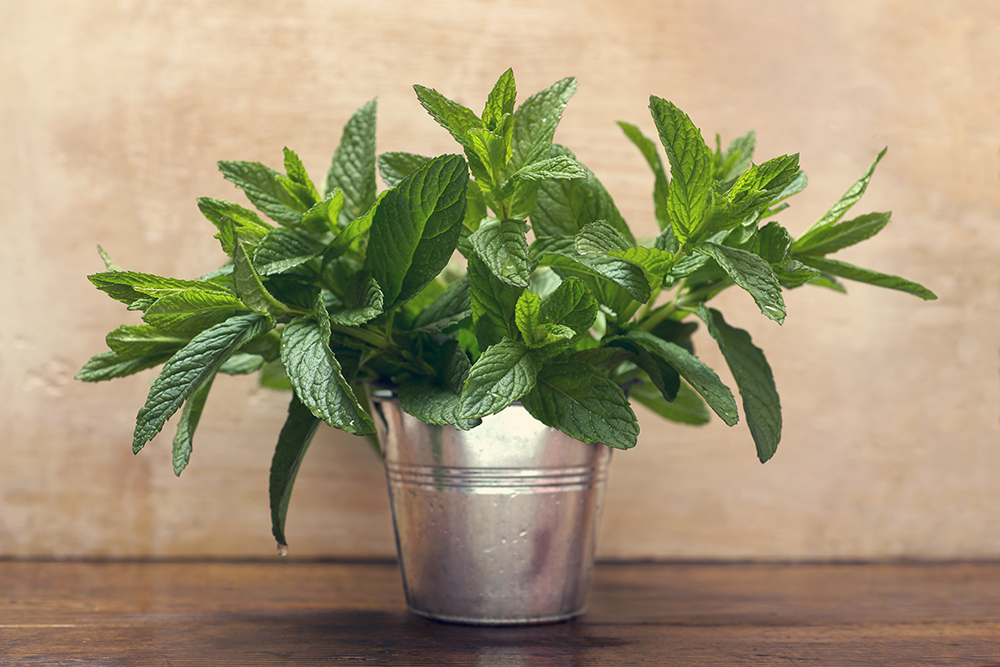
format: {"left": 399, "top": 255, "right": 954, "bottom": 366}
{"left": 2, "top": 560, "right": 1000, "bottom": 665}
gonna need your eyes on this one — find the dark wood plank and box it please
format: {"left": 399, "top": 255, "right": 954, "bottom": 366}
{"left": 2, "top": 561, "right": 1000, "bottom": 666}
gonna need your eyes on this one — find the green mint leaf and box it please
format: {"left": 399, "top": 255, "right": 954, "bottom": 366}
{"left": 605, "top": 336, "right": 681, "bottom": 402}
{"left": 469, "top": 218, "right": 531, "bottom": 288}
{"left": 328, "top": 273, "right": 383, "bottom": 326}
{"left": 532, "top": 236, "right": 650, "bottom": 304}
{"left": 280, "top": 314, "right": 376, "bottom": 436}
{"left": 695, "top": 242, "right": 786, "bottom": 323}
{"left": 142, "top": 289, "right": 248, "bottom": 335}
{"left": 754, "top": 221, "right": 792, "bottom": 265}
{"left": 414, "top": 84, "right": 483, "bottom": 148}
{"left": 217, "top": 160, "right": 307, "bottom": 225}
{"left": 467, "top": 254, "right": 523, "bottom": 348}
{"left": 364, "top": 154, "right": 469, "bottom": 309}
{"left": 458, "top": 338, "right": 538, "bottom": 419}
{"left": 575, "top": 221, "right": 633, "bottom": 255}
{"left": 96, "top": 245, "right": 121, "bottom": 271}
{"left": 232, "top": 227, "right": 287, "bottom": 317}
{"left": 773, "top": 259, "right": 821, "bottom": 288}
{"left": 631, "top": 380, "right": 711, "bottom": 425}
{"left": 218, "top": 353, "right": 265, "bottom": 375}
{"left": 325, "top": 99, "right": 378, "bottom": 225}
{"left": 269, "top": 392, "right": 322, "bottom": 548}
{"left": 252, "top": 228, "right": 325, "bottom": 276}
{"left": 378, "top": 152, "right": 430, "bottom": 188}
{"left": 467, "top": 124, "right": 511, "bottom": 189}
{"left": 627, "top": 329, "right": 738, "bottom": 426}
{"left": 791, "top": 211, "right": 891, "bottom": 256}
{"left": 539, "top": 276, "right": 598, "bottom": 335}
{"left": 399, "top": 340, "right": 478, "bottom": 429}
{"left": 171, "top": 374, "right": 215, "bottom": 476}
{"left": 521, "top": 358, "right": 639, "bottom": 449}
{"left": 700, "top": 307, "right": 781, "bottom": 462}
{"left": 510, "top": 77, "right": 577, "bottom": 171}
{"left": 282, "top": 147, "right": 320, "bottom": 208}
{"left": 618, "top": 121, "right": 670, "bottom": 230}
{"left": 715, "top": 130, "right": 756, "bottom": 185}
{"left": 799, "top": 148, "right": 887, "bottom": 238}
{"left": 326, "top": 190, "right": 385, "bottom": 259}
{"left": 411, "top": 277, "right": 471, "bottom": 333}
{"left": 106, "top": 325, "right": 190, "bottom": 360}
{"left": 133, "top": 313, "right": 272, "bottom": 452}
{"left": 75, "top": 350, "right": 173, "bottom": 383}
{"left": 795, "top": 256, "right": 937, "bottom": 300}
{"left": 514, "top": 291, "right": 546, "bottom": 347}
{"left": 648, "top": 96, "right": 713, "bottom": 245}
{"left": 531, "top": 145, "right": 635, "bottom": 244}
{"left": 197, "top": 197, "right": 274, "bottom": 255}
{"left": 301, "top": 190, "right": 345, "bottom": 236}
{"left": 483, "top": 68, "right": 517, "bottom": 132}
{"left": 507, "top": 155, "right": 587, "bottom": 184}
{"left": 88, "top": 270, "right": 233, "bottom": 309}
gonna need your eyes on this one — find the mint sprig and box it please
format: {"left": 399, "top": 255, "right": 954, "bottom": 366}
{"left": 79, "top": 71, "right": 936, "bottom": 549}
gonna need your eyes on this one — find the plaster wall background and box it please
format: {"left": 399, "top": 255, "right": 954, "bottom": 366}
{"left": 1, "top": 0, "right": 997, "bottom": 559}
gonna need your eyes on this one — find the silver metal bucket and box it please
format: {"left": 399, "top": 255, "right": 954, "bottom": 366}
{"left": 370, "top": 394, "right": 612, "bottom": 625}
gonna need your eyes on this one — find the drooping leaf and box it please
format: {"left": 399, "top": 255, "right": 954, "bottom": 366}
{"left": 700, "top": 307, "right": 781, "bottom": 463}
{"left": 133, "top": 313, "right": 272, "bottom": 453}
{"left": 627, "top": 329, "right": 738, "bottom": 426}
{"left": 279, "top": 310, "right": 376, "bottom": 436}
{"left": 695, "top": 242, "right": 786, "bottom": 323}
{"left": 631, "top": 380, "right": 711, "bottom": 425}
{"left": 520, "top": 358, "right": 639, "bottom": 449}
{"left": 532, "top": 236, "right": 651, "bottom": 304}
{"left": 171, "top": 373, "right": 215, "bottom": 476}
{"left": 325, "top": 99, "right": 378, "bottom": 225}
{"left": 269, "top": 392, "right": 322, "bottom": 548}
{"left": 364, "top": 154, "right": 469, "bottom": 309}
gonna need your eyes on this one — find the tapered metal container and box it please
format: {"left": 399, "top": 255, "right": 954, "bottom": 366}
{"left": 370, "top": 393, "right": 612, "bottom": 625}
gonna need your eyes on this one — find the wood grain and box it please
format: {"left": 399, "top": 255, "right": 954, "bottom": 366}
{"left": 3, "top": 561, "right": 1000, "bottom": 665}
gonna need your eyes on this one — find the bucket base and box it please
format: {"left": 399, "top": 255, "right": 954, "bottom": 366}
{"left": 407, "top": 606, "right": 585, "bottom": 626}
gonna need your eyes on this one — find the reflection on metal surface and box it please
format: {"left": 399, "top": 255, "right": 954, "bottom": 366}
{"left": 372, "top": 396, "right": 612, "bottom": 625}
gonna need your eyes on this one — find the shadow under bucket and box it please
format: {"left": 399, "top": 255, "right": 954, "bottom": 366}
{"left": 370, "top": 393, "right": 612, "bottom": 625}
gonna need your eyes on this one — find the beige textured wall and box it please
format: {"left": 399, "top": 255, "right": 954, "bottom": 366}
{"left": 2, "top": 0, "right": 997, "bottom": 560}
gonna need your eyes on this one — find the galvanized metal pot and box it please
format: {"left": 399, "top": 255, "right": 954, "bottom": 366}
{"left": 369, "top": 392, "right": 612, "bottom": 625}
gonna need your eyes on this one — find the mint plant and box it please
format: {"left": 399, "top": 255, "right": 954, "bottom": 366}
{"left": 78, "top": 69, "right": 935, "bottom": 548}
